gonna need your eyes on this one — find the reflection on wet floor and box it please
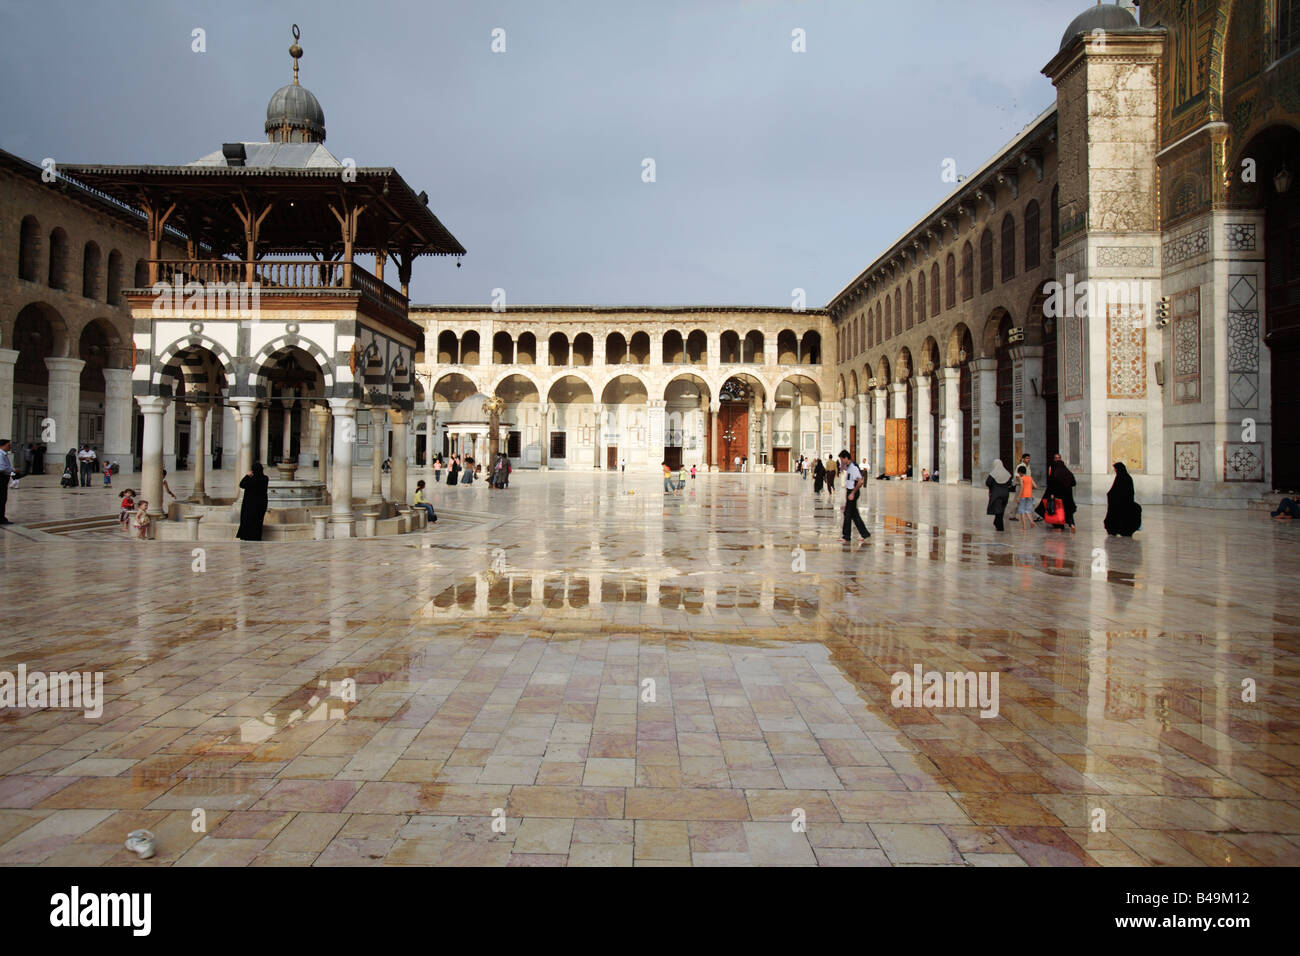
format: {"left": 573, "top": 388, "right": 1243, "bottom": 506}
{"left": 2, "top": 471, "right": 1298, "bottom": 867}
{"left": 428, "top": 571, "right": 819, "bottom": 617}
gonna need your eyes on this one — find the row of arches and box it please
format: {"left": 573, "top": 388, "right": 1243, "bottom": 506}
{"left": 433, "top": 327, "right": 822, "bottom": 367}
{"left": 837, "top": 188, "right": 1059, "bottom": 362}
{"left": 17, "top": 215, "right": 146, "bottom": 306}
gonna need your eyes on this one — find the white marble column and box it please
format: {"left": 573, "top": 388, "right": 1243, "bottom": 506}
{"left": 0, "top": 349, "right": 18, "bottom": 451}
{"left": 764, "top": 403, "right": 775, "bottom": 471}
{"left": 914, "top": 378, "right": 933, "bottom": 481}
{"left": 329, "top": 398, "right": 360, "bottom": 537}
{"left": 190, "top": 403, "right": 209, "bottom": 502}
{"left": 389, "top": 408, "right": 409, "bottom": 504}
{"left": 45, "top": 357, "right": 84, "bottom": 468}
{"left": 424, "top": 408, "right": 434, "bottom": 468}
{"left": 258, "top": 404, "right": 270, "bottom": 465}
{"left": 939, "top": 367, "right": 962, "bottom": 485}
{"left": 857, "top": 393, "right": 870, "bottom": 470}
{"left": 233, "top": 398, "right": 258, "bottom": 484}
{"left": 137, "top": 395, "right": 169, "bottom": 511}
{"left": 1012, "top": 344, "right": 1044, "bottom": 465}
{"left": 102, "top": 368, "right": 134, "bottom": 472}
{"left": 873, "top": 387, "right": 888, "bottom": 475}
{"left": 282, "top": 394, "right": 294, "bottom": 463}
{"left": 973, "top": 357, "right": 999, "bottom": 478}
{"left": 162, "top": 400, "right": 177, "bottom": 474}
{"left": 313, "top": 404, "right": 331, "bottom": 492}
{"left": 368, "top": 407, "right": 386, "bottom": 502}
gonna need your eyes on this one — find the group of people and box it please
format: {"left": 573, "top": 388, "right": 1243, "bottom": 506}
{"left": 662, "top": 462, "right": 696, "bottom": 494}
{"left": 117, "top": 488, "right": 152, "bottom": 539}
{"left": 984, "top": 453, "right": 1141, "bottom": 536}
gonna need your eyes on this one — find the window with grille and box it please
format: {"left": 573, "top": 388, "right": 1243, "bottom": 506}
{"left": 1024, "top": 201, "right": 1040, "bottom": 270}
{"left": 1282, "top": 0, "right": 1300, "bottom": 58}
{"left": 979, "top": 230, "right": 994, "bottom": 293}
{"left": 1000, "top": 215, "right": 1016, "bottom": 281}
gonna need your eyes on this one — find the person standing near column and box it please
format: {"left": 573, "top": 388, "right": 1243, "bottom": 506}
{"left": 838, "top": 449, "right": 870, "bottom": 544}
{"left": 78, "top": 445, "right": 94, "bottom": 487}
{"left": 0, "top": 439, "right": 14, "bottom": 524}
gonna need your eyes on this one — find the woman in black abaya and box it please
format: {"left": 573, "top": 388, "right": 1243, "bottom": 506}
{"left": 1039, "top": 452, "right": 1078, "bottom": 531}
{"left": 1103, "top": 461, "right": 1141, "bottom": 536}
{"left": 812, "top": 457, "right": 825, "bottom": 494}
{"left": 236, "top": 463, "right": 270, "bottom": 541}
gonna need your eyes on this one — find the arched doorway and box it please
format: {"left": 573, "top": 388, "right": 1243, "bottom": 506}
{"left": 1251, "top": 126, "right": 1300, "bottom": 489}
{"left": 257, "top": 347, "right": 326, "bottom": 468}
{"left": 494, "top": 373, "right": 541, "bottom": 462}
{"left": 718, "top": 375, "right": 763, "bottom": 471}
{"left": 664, "top": 374, "right": 710, "bottom": 471}
{"left": 600, "top": 374, "right": 649, "bottom": 469}
{"left": 545, "top": 375, "right": 594, "bottom": 469}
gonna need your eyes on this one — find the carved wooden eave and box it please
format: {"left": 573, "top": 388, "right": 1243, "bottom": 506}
{"left": 997, "top": 169, "right": 1019, "bottom": 200}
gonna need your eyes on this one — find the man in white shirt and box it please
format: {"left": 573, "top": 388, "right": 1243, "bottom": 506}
{"left": 78, "top": 445, "right": 96, "bottom": 487}
{"left": 838, "top": 449, "right": 871, "bottom": 543}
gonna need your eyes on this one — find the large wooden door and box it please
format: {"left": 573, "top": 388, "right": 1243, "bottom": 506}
{"left": 884, "top": 418, "right": 908, "bottom": 476}
{"left": 607, "top": 446, "right": 619, "bottom": 470}
{"left": 719, "top": 403, "right": 748, "bottom": 470}
{"left": 849, "top": 426, "right": 857, "bottom": 461}
{"left": 774, "top": 448, "right": 790, "bottom": 472}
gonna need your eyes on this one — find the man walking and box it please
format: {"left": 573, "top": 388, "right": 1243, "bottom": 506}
{"left": 78, "top": 445, "right": 95, "bottom": 487}
{"left": 838, "top": 449, "right": 870, "bottom": 543}
{"left": 0, "top": 439, "right": 14, "bottom": 524}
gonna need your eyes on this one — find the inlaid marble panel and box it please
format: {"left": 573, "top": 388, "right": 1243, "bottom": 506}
{"left": 1107, "top": 305, "right": 1146, "bottom": 399}
{"left": 1172, "top": 287, "right": 1200, "bottom": 405}
{"left": 1174, "top": 440, "right": 1199, "bottom": 481}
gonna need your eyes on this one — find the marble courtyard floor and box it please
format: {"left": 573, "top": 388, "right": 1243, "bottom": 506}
{"left": 1, "top": 468, "right": 1298, "bottom": 867}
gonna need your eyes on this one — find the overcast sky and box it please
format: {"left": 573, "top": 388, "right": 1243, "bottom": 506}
{"left": 1, "top": 0, "right": 1093, "bottom": 307}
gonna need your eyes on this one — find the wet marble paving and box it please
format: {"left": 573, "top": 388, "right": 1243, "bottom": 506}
{"left": 1, "top": 468, "right": 1298, "bottom": 866}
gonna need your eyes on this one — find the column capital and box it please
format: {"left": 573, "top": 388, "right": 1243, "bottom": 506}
{"left": 232, "top": 397, "right": 260, "bottom": 411}
{"left": 940, "top": 365, "right": 961, "bottom": 383}
{"left": 872, "top": 388, "right": 888, "bottom": 400}
{"left": 388, "top": 408, "right": 411, "bottom": 425}
{"left": 45, "top": 356, "right": 86, "bottom": 376}
{"left": 135, "top": 394, "right": 170, "bottom": 414}
{"left": 1009, "top": 343, "right": 1044, "bottom": 361}
{"left": 888, "top": 381, "right": 908, "bottom": 395}
{"left": 328, "top": 397, "right": 362, "bottom": 415}
{"left": 0, "top": 348, "right": 19, "bottom": 366}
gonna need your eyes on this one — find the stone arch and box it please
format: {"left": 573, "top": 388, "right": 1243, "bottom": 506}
{"left": 895, "top": 347, "right": 914, "bottom": 382}
{"left": 11, "top": 302, "right": 70, "bottom": 387}
{"left": 980, "top": 307, "right": 1014, "bottom": 358}
{"left": 460, "top": 330, "right": 481, "bottom": 365}
{"left": 876, "top": 355, "right": 892, "bottom": 387}
{"left": 437, "top": 329, "right": 459, "bottom": 364}
{"left": 493, "top": 372, "right": 541, "bottom": 404}
{"left": 919, "top": 336, "right": 941, "bottom": 374}
{"left": 719, "top": 329, "right": 740, "bottom": 363}
{"left": 547, "top": 331, "right": 570, "bottom": 366}
{"left": 433, "top": 371, "right": 483, "bottom": 403}
{"left": 742, "top": 329, "right": 764, "bottom": 363}
{"left": 247, "top": 334, "right": 333, "bottom": 393}
{"left": 837, "top": 375, "right": 845, "bottom": 401}
{"left": 946, "top": 322, "right": 975, "bottom": 368}
{"left": 663, "top": 330, "right": 685, "bottom": 363}
{"left": 516, "top": 330, "right": 537, "bottom": 364}
{"left": 153, "top": 333, "right": 237, "bottom": 391}
{"left": 544, "top": 366, "right": 598, "bottom": 399}
{"left": 492, "top": 330, "right": 514, "bottom": 364}
{"left": 597, "top": 367, "right": 652, "bottom": 398}
{"left": 133, "top": 258, "right": 148, "bottom": 288}
{"left": 605, "top": 331, "right": 628, "bottom": 364}
{"left": 861, "top": 362, "right": 874, "bottom": 390}
{"left": 1024, "top": 280, "right": 1055, "bottom": 345}
{"left": 486, "top": 367, "right": 544, "bottom": 397}
{"left": 775, "top": 373, "right": 821, "bottom": 404}
{"left": 800, "top": 329, "right": 820, "bottom": 364}
{"left": 777, "top": 329, "right": 798, "bottom": 364}
{"left": 628, "top": 330, "right": 650, "bottom": 364}
{"left": 848, "top": 370, "right": 858, "bottom": 395}
{"left": 572, "top": 332, "right": 594, "bottom": 366}
{"left": 685, "top": 328, "right": 708, "bottom": 363}
{"left": 663, "top": 372, "right": 711, "bottom": 404}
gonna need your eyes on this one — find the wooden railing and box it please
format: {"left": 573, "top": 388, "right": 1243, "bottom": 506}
{"left": 150, "top": 259, "right": 408, "bottom": 314}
